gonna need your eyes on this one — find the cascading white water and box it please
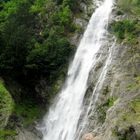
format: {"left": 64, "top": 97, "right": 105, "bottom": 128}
{"left": 76, "top": 40, "right": 116, "bottom": 139}
{"left": 41, "top": 0, "right": 114, "bottom": 140}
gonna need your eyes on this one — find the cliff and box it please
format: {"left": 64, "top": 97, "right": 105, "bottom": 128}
{"left": 81, "top": 0, "right": 140, "bottom": 139}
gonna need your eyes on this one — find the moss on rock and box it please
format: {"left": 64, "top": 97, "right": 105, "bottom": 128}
{"left": 0, "top": 79, "right": 14, "bottom": 128}
{"left": 0, "top": 79, "right": 14, "bottom": 139}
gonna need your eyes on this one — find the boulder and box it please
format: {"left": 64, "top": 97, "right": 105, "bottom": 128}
{"left": 82, "top": 133, "right": 101, "bottom": 140}
{"left": 82, "top": 133, "right": 95, "bottom": 140}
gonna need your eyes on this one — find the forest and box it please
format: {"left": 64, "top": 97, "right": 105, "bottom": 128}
{"left": 0, "top": 0, "right": 85, "bottom": 101}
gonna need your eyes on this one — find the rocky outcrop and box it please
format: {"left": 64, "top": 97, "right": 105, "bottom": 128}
{"left": 82, "top": 133, "right": 101, "bottom": 140}
{"left": 81, "top": 37, "right": 140, "bottom": 140}
{"left": 82, "top": 133, "right": 94, "bottom": 140}
{"left": 69, "top": 0, "right": 95, "bottom": 47}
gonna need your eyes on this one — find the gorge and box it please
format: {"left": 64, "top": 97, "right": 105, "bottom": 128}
{"left": 0, "top": 0, "right": 140, "bottom": 140}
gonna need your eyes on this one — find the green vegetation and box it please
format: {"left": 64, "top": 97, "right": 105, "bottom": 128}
{"left": 111, "top": 19, "right": 139, "bottom": 45}
{"left": 112, "top": 98, "right": 140, "bottom": 140}
{"left": 111, "top": 0, "right": 140, "bottom": 76}
{"left": 111, "top": 0, "right": 140, "bottom": 44}
{"left": 14, "top": 101, "right": 42, "bottom": 126}
{"left": 0, "top": 130, "right": 17, "bottom": 140}
{"left": 121, "top": 99, "right": 140, "bottom": 124}
{"left": 0, "top": 0, "right": 86, "bottom": 138}
{"left": 127, "top": 76, "right": 140, "bottom": 91}
{"left": 97, "top": 97, "right": 116, "bottom": 123}
{"left": 0, "top": 80, "right": 14, "bottom": 139}
{"left": 0, "top": 0, "right": 85, "bottom": 103}
{"left": 118, "top": 0, "right": 140, "bottom": 16}
{"left": 112, "top": 125, "right": 137, "bottom": 140}
{"left": 0, "top": 0, "right": 74, "bottom": 78}
{"left": 0, "top": 80, "right": 14, "bottom": 129}
{"left": 0, "top": 79, "right": 42, "bottom": 139}
{"left": 103, "top": 86, "right": 110, "bottom": 95}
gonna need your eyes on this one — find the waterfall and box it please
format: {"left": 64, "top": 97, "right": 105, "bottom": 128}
{"left": 41, "top": 0, "right": 114, "bottom": 140}
{"left": 76, "top": 40, "right": 116, "bottom": 139}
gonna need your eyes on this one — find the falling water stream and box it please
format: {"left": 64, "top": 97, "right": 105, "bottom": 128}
{"left": 41, "top": 0, "right": 114, "bottom": 140}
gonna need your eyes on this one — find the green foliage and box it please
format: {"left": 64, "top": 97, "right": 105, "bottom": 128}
{"left": 116, "top": 98, "right": 140, "bottom": 128}
{"left": 127, "top": 76, "right": 140, "bottom": 91}
{"left": 131, "top": 98, "right": 140, "bottom": 114}
{"left": 0, "top": 80, "right": 14, "bottom": 129}
{"left": 107, "top": 98, "right": 116, "bottom": 107}
{"left": 0, "top": 0, "right": 36, "bottom": 75}
{"left": 97, "top": 104, "right": 107, "bottom": 123}
{"left": 0, "top": 0, "right": 77, "bottom": 91}
{"left": 113, "top": 0, "right": 140, "bottom": 46}
{"left": 103, "top": 86, "right": 110, "bottom": 95}
{"left": 0, "top": 130, "right": 17, "bottom": 140}
{"left": 14, "top": 101, "right": 42, "bottom": 126}
{"left": 111, "top": 20, "right": 135, "bottom": 39}
{"left": 112, "top": 126, "right": 137, "bottom": 140}
{"left": 111, "top": 19, "right": 140, "bottom": 45}
{"left": 97, "top": 97, "right": 116, "bottom": 123}
{"left": 112, "top": 98, "right": 140, "bottom": 139}
{"left": 62, "top": 0, "right": 80, "bottom": 11}
{"left": 118, "top": 0, "right": 140, "bottom": 15}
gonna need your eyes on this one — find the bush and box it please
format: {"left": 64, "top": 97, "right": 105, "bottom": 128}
{"left": 111, "top": 19, "right": 140, "bottom": 45}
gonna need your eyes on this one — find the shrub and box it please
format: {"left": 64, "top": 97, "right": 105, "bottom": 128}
{"left": 111, "top": 19, "right": 140, "bottom": 45}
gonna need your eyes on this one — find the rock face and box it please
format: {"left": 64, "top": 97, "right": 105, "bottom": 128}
{"left": 79, "top": 3, "right": 140, "bottom": 140}
{"left": 82, "top": 133, "right": 101, "bottom": 140}
{"left": 69, "top": 0, "right": 95, "bottom": 47}
{"left": 80, "top": 36, "right": 140, "bottom": 139}
{"left": 14, "top": 129, "right": 41, "bottom": 140}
